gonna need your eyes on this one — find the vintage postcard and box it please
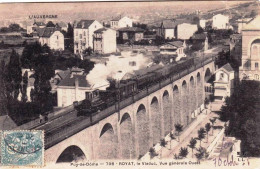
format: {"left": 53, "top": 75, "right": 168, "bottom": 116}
{"left": 0, "top": 0, "right": 259, "bottom": 169}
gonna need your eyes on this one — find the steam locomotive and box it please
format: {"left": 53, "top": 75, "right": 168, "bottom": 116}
{"left": 75, "top": 57, "right": 194, "bottom": 116}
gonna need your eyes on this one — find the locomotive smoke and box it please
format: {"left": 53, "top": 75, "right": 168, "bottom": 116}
{"left": 86, "top": 51, "right": 151, "bottom": 88}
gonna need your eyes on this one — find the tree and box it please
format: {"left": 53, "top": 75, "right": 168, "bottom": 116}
{"left": 178, "top": 147, "right": 188, "bottom": 159}
{"left": 0, "top": 60, "right": 8, "bottom": 116}
{"left": 160, "top": 138, "right": 167, "bottom": 158}
{"left": 21, "top": 42, "right": 42, "bottom": 69}
{"left": 20, "top": 71, "right": 28, "bottom": 102}
{"left": 175, "top": 123, "right": 183, "bottom": 141}
{"left": 195, "top": 147, "right": 204, "bottom": 162}
{"left": 5, "top": 49, "right": 22, "bottom": 100}
{"left": 197, "top": 127, "right": 206, "bottom": 147}
{"left": 169, "top": 132, "right": 176, "bottom": 149}
{"left": 9, "top": 23, "right": 22, "bottom": 32}
{"left": 250, "top": 10, "right": 257, "bottom": 18}
{"left": 205, "top": 123, "right": 211, "bottom": 143}
{"left": 210, "top": 117, "right": 217, "bottom": 135}
{"left": 188, "top": 137, "right": 197, "bottom": 157}
{"left": 33, "top": 46, "right": 54, "bottom": 113}
{"left": 46, "top": 21, "right": 55, "bottom": 27}
{"left": 149, "top": 147, "right": 158, "bottom": 159}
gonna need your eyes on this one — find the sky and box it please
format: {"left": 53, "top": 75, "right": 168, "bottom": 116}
{"left": 0, "top": 1, "right": 249, "bottom": 17}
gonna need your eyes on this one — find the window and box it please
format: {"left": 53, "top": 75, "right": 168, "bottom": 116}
{"left": 254, "top": 74, "right": 259, "bottom": 80}
{"left": 80, "top": 34, "right": 82, "bottom": 39}
{"left": 255, "top": 62, "right": 259, "bottom": 70}
{"left": 57, "top": 36, "right": 59, "bottom": 40}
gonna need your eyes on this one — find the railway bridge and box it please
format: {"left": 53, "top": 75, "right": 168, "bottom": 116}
{"left": 44, "top": 56, "right": 215, "bottom": 163}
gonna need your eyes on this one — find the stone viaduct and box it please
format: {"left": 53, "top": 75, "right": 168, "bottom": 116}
{"left": 45, "top": 58, "right": 215, "bottom": 163}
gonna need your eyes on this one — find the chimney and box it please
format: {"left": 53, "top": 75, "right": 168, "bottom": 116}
{"left": 82, "top": 21, "right": 85, "bottom": 28}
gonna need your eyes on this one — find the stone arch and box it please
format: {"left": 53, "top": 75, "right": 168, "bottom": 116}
{"left": 172, "top": 85, "right": 181, "bottom": 125}
{"left": 120, "top": 113, "right": 135, "bottom": 159}
{"left": 136, "top": 104, "right": 149, "bottom": 157}
{"left": 56, "top": 145, "right": 86, "bottom": 163}
{"left": 181, "top": 80, "right": 189, "bottom": 126}
{"left": 150, "top": 96, "right": 161, "bottom": 145}
{"left": 197, "top": 72, "right": 203, "bottom": 107}
{"left": 162, "top": 90, "right": 172, "bottom": 136}
{"left": 205, "top": 68, "right": 211, "bottom": 83}
{"left": 189, "top": 76, "right": 196, "bottom": 118}
{"left": 247, "top": 37, "right": 260, "bottom": 59}
{"left": 98, "top": 123, "right": 117, "bottom": 159}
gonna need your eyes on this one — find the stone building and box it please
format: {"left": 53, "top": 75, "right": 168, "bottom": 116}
{"left": 212, "top": 14, "right": 229, "bottom": 30}
{"left": 239, "top": 16, "right": 260, "bottom": 81}
{"left": 214, "top": 63, "right": 234, "bottom": 101}
{"left": 74, "top": 20, "right": 103, "bottom": 55}
{"left": 33, "top": 27, "right": 64, "bottom": 50}
{"left": 93, "top": 28, "right": 117, "bottom": 54}
{"left": 177, "top": 23, "right": 198, "bottom": 40}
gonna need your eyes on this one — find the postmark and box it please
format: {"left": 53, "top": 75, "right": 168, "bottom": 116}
{"left": 1, "top": 130, "right": 44, "bottom": 166}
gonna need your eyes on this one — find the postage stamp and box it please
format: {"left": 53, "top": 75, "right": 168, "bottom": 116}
{"left": 0, "top": 130, "right": 44, "bottom": 167}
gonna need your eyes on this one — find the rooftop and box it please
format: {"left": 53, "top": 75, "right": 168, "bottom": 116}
{"left": 118, "top": 27, "right": 144, "bottom": 32}
{"left": 191, "top": 33, "right": 207, "bottom": 40}
{"left": 75, "top": 20, "right": 95, "bottom": 29}
{"left": 160, "top": 18, "right": 192, "bottom": 29}
{"left": 161, "top": 41, "right": 184, "bottom": 48}
{"left": 94, "top": 27, "right": 109, "bottom": 33}
{"left": 34, "top": 27, "right": 60, "bottom": 37}
{"left": 58, "top": 74, "right": 91, "bottom": 88}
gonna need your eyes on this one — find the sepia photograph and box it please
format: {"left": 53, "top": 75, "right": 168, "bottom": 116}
{"left": 0, "top": 0, "right": 259, "bottom": 168}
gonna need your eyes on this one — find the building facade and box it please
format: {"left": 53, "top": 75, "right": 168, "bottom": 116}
{"left": 214, "top": 63, "right": 234, "bottom": 101}
{"left": 157, "top": 20, "right": 177, "bottom": 39}
{"left": 74, "top": 20, "right": 103, "bottom": 54}
{"left": 212, "top": 14, "right": 229, "bottom": 30}
{"left": 110, "top": 16, "right": 133, "bottom": 29}
{"left": 239, "top": 16, "right": 260, "bottom": 81}
{"left": 33, "top": 27, "right": 64, "bottom": 50}
{"left": 177, "top": 23, "right": 198, "bottom": 40}
{"left": 93, "top": 28, "right": 117, "bottom": 54}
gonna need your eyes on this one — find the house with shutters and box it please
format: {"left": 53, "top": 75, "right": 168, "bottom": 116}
{"left": 93, "top": 28, "right": 117, "bottom": 54}
{"left": 74, "top": 20, "right": 103, "bottom": 55}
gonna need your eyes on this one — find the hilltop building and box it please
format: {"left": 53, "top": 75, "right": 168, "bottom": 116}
{"left": 110, "top": 16, "right": 133, "bottom": 29}
{"left": 212, "top": 14, "right": 230, "bottom": 30}
{"left": 93, "top": 28, "right": 117, "bottom": 54}
{"left": 236, "top": 18, "right": 252, "bottom": 33}
{"left": 74, "top": 20, "right": 103, "bottom": 55}
{"left": 177, "top": 23, "right": 198, "bottom": 40}
{"left": 27, "top": 21, "right": 46, "bottom": 34}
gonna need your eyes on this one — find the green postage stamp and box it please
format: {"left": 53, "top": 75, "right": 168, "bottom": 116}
{"left": 1, "top": 130, "right": 44, "bottom": 167}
